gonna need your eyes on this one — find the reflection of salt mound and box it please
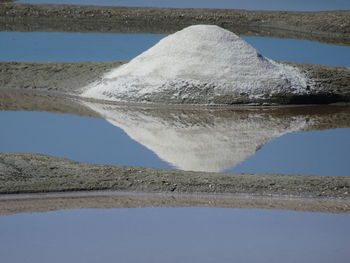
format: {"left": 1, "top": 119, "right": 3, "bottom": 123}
{"left": 83, "top": 102, "right": 311, "bottom": 172}
{"left": 82, "top": 25, "right": 308, "bottom": 104}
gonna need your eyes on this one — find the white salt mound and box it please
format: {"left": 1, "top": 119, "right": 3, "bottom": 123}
{"left": 82, "top": 25, "right": 309, "bottom": 104}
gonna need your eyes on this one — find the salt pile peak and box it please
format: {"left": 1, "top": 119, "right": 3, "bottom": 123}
{"left": 82, "top": 25, "right": 309, "bottom": 104}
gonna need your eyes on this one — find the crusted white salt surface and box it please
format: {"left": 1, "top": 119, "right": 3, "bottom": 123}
{"left": 81, "top": 25, "right": 309, "bottom": 104}
{"left": 83, "top": 101, "right": 313, "bottom": 172}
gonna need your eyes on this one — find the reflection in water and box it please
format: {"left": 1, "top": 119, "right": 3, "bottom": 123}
{"left": 83, "top": 101, "right": 349, "bottom": 172}
{"left": 1, "top": 191, "right": 349, "bottom": 215}
{"left": 1, "top": 91, "right": 349, "bottom": 173}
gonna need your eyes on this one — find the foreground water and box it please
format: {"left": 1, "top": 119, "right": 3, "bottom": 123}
{"left": 1, "top": 207, "right": 349, "bottom": 263}
{"left": 0, "top": 32, "right": 349, "bottom": 66}
{"left": 1, "top": 108, "right": 349, "bottom": 175}
{"left": 15, "top": 0, "right": 350, "bottom": 11}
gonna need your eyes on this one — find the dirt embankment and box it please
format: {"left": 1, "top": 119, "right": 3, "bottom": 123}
{"left": 1, "top": 152, "right": 349, "bottom": 200}
{"left": 1, "top": 61, "right": 349, "bottom": 105}
{"left": 0, "top": 3, "right": 349, "bottom": 45}
{"left": 0, "top": 61, "right": 124, "bottom": 95}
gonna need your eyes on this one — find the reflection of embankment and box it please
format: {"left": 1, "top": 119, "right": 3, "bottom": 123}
{"left": 0, "top": 90, "right": 101, "bottom": 118}
{"left": 1, "top": 3, "right": 349, "bottom": 46}
{"left": 1, "top": 191, "right": 349, "bottom": 216}
{"left": 1, "top": 91, "right": 349, "bottom": 132}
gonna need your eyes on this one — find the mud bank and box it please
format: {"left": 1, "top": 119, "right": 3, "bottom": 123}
{"left": 0, "top": 152, "right": 349, "bottom": 200}
{"left": 0, "top": 61, "right": 124, "bottom": 96}
{"left": 0, "top": 3, "right": 349, "bottom": 46}
{"left": 0, "top": 61, "right": 349, "bottom": 105}
{"left": 1, "top": 191, "right": 349, "bottom": 215}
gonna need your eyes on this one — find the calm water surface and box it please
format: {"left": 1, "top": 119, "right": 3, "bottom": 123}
{"left": 16, "top": 0, "right": 350, "bottom": 11}
{"left": 1, "top": 208, "right": 349, "bottom": 263}
{"left": 0, "top": 110, "right": 349, "bottom": 176}
{"left": 0, "top": 32, "right": 349, "bottom": 66}
{"left": 0, "top": 33, "right": 166, "bottom": 62}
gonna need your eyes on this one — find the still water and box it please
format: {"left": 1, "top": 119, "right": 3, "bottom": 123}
{"left": 0, "top": 31, "right": 349, "bottom": 175}
{"left": 1, "top": 208, "right": 349, "bottom": 263}
{"left": 1, "top": 32, "right": 349, "bottom": 66}
{"left": 15, "top": 0, "right": 350, "bottom": 11}
{"left": 0, "top": 108, "right": 349, "bottom": 176}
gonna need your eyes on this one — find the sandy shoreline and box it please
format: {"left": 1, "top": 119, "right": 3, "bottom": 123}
{"left": 1, "top": 3, "right": 349, "bottom": 46}
{"left": 1, "top": 61, "right": 349, "bottom": 105}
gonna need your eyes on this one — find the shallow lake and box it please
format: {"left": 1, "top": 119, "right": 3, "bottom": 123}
{"left": 1, "top": 207, "right": 349, "bottom": 263}
{"left": 1, "top": 32, "right": 349, "bottom": 66}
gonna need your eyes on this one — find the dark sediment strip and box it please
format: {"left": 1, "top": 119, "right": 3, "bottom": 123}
{"left": 0, "top": 3, "right": 349, "bottom": 45}
{"left": 0, "top": 61, "right": 349, "bottom": 105}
